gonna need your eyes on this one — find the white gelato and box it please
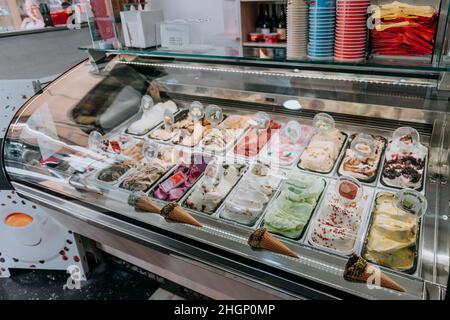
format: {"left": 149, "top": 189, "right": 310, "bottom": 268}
{"left": 127, "top": 100, "right": 177, "bottom": 135}
{"left": 220, "top": 163, "right": 282, "bottom": 226}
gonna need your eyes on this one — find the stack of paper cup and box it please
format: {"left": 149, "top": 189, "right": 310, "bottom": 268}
{"left": 287, "top": 0, "right": 308, "bottom": 59}
{"left": 308, "top": 0, "right": 337, "bottom": 61}
{"left": 334, "top": 0, "right": 370, "bottom": 62}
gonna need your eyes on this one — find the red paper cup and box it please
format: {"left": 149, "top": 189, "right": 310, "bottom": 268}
{"left": 335, "top": 54, "right": 366, "bottom": 59}
{"left": 337, "top": 2, "right": 370, "bottom": 7}
{"left": 335, "top": 39, "right": 366, "bottom": 45}
{"left": 336, "top": 29, "right": 367, "bottom": 36}
{"left": 336, "top": 7, "right": 369, "bottom": 14}
{"left": 335, "top": 46, "right": 366, "bottom": 52}
{"left": 336, "top": 22, "right": 367, "bottom": 28}
{"left": 335, "top": 51, "right": 366, "bottom": 56}
{"left": 336, "top": 17, "right": 367, "bottom": 23}
{"left": 335, "top": 49, "right": 366, "bottom": 54}
{"left": 337, "top": 1, "right": 370, "bottom": 5}
{"left": 336, "top": 29, "right": 367, "bottom": 35}
{"left": 334, "top": 57, "right": 365, "bottom": 62}
{"left": 336, "top": 14, "right": 367, "bottom": 19}
{"left": 335, "top": 44, "right": 366, "bottom": 51}
{"left": 337, "top": 6, "right": 369, "bottom": 11}
{"left": 336, "top": 24, "right": 367, "bottom": 30}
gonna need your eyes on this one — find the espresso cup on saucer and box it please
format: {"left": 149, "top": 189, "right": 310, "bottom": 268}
{"left": 2, "top": 211, "right": 43, "bottom": 246}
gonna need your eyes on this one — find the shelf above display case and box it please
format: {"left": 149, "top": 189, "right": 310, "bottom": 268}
{"left": 79, "top": 44, "right": 450, "bottom": 77}
{"left": 242, "top": 41, "right": 287, "bottom": 48}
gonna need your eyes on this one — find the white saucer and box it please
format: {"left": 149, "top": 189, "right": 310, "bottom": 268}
{"left": 0, "top": 212, "right": 67, "bottom": 262}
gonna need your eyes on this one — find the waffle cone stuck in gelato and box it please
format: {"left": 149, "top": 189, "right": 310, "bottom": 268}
{"left": 128, "top": 192, "right": 161, "bottom": 213}
{"left": 248, "top": 228, "right": 298, "bottom": 258}
{"left": 160, "top": 202, "right": 202, "bottom": 227}
{"left": 344, "top": 254, "right": 405, "bottom": 293}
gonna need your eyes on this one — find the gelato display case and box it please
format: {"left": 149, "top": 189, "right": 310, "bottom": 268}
{"left": 2, "top": 53, "right": 449, "bottom": 300}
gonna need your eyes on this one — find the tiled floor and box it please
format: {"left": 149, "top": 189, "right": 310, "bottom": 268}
{"left": 0, "top": 254, "right": 189, "bottom": 300}
{"left": 149, "top": 288, "right": 185, "bottom": 300}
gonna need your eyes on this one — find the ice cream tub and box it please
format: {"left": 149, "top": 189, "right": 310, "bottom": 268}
{"left": 181, "top": 162, "right": 248, "bottom": 216}
{"left": 337, "top": 133, "right": 387, "bottom": 184}
{"left": 94, "top": 160, "right": 138, "bottom": 186}
{"left": 379, "top": 152, "right": 428, "bottom": 193}
{"left": 199, "top": 115, "right": 251, "bottom": 155}
{"left": 360, "top": 191, "right": 424, "bottom": 274}
{"left": 149, "top": 153, "right": 215, "bottom": 203}
{"left": 231, "top": 119, "right": 284, "bottom": 161}
{"left": 297, "top": 130, "right": 348, "bottom": 175}
{"left": 260, "top": 122, "right": 314, "bottom": 167}
{"left": 118, "top": 161, "right": 176, "bottom": 193}
{"left": 379, "top": 128, "right": 428, "bottom": 192}
{"left": 147, "top": 109, "right": 193, "bottom": 143}
{"left": 259, "top": 171, "right": 328, "bottom": 241}
{"left": 124, "top": 106, "right": 181, "bottom": 137}
{"left": 218, "top": 163, "right": 285, "bottom": 227}
{"left": 305, "top": 179, "right": 375, "bottom": 256}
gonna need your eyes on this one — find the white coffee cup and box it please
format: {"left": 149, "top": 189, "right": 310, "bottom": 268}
{"left": 2, "top": 212, "right": 43, "bottom": 246}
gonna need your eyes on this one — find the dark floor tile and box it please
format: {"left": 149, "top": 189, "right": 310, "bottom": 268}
{"left": 0, "top": 260, "right": 160, "bottom": 300}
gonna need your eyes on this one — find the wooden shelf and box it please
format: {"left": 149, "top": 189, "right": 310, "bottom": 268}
{"left": 243, "top": 42, "right": 286, "bottom": 48}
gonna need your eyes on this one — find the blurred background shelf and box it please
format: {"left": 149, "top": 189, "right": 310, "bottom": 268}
{"left": 242, "top": 41, "right": 286, "bottom": 48}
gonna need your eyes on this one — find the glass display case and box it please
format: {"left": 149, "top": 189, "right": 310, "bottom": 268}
{"left": 2, "top": 53, "right": 449, "bottom": 300}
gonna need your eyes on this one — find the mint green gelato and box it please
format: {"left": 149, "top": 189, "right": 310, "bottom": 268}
{"left": 263, "top": 172, "right": 325, "bottom": 239}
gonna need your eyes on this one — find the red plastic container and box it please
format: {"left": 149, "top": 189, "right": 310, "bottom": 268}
{"left": 50, "top": 10, "right": 70, "bottom": 26}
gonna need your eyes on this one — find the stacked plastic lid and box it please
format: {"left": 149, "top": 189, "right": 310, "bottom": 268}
{"left": 334, "top": 0, "right": 370, "bottom": 62}
{"left": 308, "top": 0, "right": 337, "bottom": 61}
{"left": 287, "top": 0, "right": 308, "bottom": 59}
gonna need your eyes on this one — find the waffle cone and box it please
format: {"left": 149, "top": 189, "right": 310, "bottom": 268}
{"left": 344, "top": 254, "right": 405, "bottom": 293}
{"left": 128, "top": 192, "right": 160, "bottom": 213}
{"left": 248, "top": 228, "right": 298, "bottom": 258}
{"left": 137, "top": 198, "right": 160, "bottom": 213}
{"left": 162, "top": 203, "right": 202, "bottom": 227}
{"left": 260, "top": 232, "right": 298, "bottom": 258}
